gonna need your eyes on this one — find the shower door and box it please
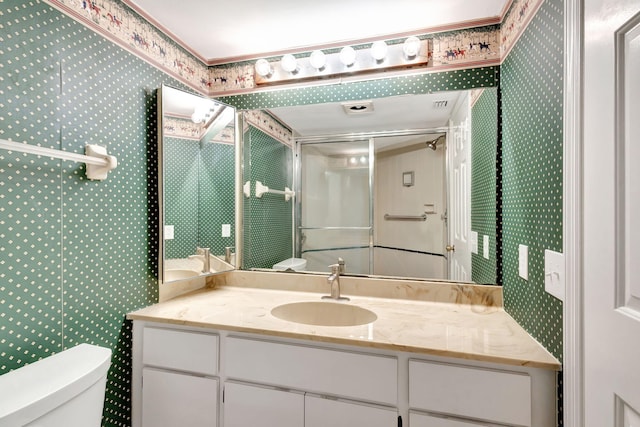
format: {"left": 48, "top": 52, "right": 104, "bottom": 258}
{"left": 296, "top": 139, "right": 373, "bottom": 274}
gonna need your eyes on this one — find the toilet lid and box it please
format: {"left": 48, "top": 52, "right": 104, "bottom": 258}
{"left": 273, "top": 258, "right": 307, "bottom": 270}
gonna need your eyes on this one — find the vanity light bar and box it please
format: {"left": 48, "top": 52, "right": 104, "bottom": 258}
{"left": 254, "top": 39, "right": 432, "bottom": 86}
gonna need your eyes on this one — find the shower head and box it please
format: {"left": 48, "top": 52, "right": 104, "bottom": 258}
{"left": 426, "top": 135, "right": 444, "bottom": 151}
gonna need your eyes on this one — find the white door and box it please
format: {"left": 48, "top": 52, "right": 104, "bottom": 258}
{"left": 583, "top": 1, "right": 640, "bottom": 425}
{"left": 448, "top": 93, "right": 472, "bottom": 281}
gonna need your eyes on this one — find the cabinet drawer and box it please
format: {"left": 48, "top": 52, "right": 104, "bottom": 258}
{"left": 225, "top": 336, "right": 397, "bottom": 405}
{"left": 306, "top": 395, "right": 398, "bottom": 427}
{"left": 409, "top": 359, "right": 531, "bottom": 426}
{"left": 224, "top": 381, "right": 304, "bottom": 427}
{"left": 142, "top": 367, "right": 218, "bottom": 427}
{"left": 410, "top": 412, "right": 494, "bottom": 427}
{"left": 143, "top": 327, "right": 218, "bottom": 375}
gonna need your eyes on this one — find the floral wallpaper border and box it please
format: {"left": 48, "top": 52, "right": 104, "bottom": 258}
{"left": 43, "top": 0, "right": 544, "bottom": 98}
{"left": 243, "top": 110, "right": 293, "bottom": 147}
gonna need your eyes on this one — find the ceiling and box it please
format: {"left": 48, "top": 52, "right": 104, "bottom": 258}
{"left": 269, "top": 92, "right": 461, "bottom": 137}
{"left": 125, "top": 0, "right": 508, "bottom": 63}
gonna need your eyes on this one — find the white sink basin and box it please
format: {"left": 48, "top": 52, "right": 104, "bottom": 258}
{"left": 165, "top": 269, "right": 200, "bottom": 282}
{"left": 271, "top": 301, "right": 377, "bottom": 327}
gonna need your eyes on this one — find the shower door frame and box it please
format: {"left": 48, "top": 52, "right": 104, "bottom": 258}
{"left": 294, "top": 127, "right": 449, "bottom": 277}
{"left": 294, "top": 136, "right": 375, "bottom": 274}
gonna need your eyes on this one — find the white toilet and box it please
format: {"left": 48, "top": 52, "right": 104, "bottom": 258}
{"left": 0, "top": 343, "right": 112, "bottom": 427}
{"left": 272, "top": 257, "right": 307, "bottom": 271}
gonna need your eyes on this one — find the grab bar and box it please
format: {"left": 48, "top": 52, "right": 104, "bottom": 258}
{"left": 384, "top": 214, "right": 427, "bottom": 221}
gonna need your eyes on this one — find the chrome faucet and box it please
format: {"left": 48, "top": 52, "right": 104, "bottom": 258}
{"left": 322, "top": 258, "right": 349, "bottom": 301}
{"left": 190, "top": 247, "right": 210, "bottom": 273}
{"left": 224, "top": 246, "right": 234, "bottom": 264}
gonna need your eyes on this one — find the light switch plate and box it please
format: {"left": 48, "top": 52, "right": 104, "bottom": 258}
{"left": 518, "top": 244, "right": 528, "bottom": 280}
{"left": 164, "top": 225, "right": 174, "bottom": 240}
{"left": 483, "top": 235, "right": 490, "bottom": 259}
{"left": 470, "top": 231, "right": 478, "bottom": 254}
{"left": 221, "top": 224, "right": 231, "bottom": 238}
{"left": 544, "top": 249, "right": 565, "bottom": 301}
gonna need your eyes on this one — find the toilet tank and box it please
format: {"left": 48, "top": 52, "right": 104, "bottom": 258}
{"left": 0, "top": 343, "right": 112, "bottom": 427}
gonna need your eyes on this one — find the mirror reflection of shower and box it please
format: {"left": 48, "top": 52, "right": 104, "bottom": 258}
{"left": 295, "top": 131, "right": 449, "bottom": 280}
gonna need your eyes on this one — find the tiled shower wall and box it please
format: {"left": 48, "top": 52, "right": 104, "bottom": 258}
{"left": 0, "top": 1, "right": 182, "bottom": 424}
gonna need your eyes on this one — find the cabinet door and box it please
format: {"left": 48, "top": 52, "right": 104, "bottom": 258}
{"left": 409, "top": 360, "right": 530, "bottom": 426}
{"left": 410, "top": 412, "right": 493, "bottom": 426}
{"left": 305, "top": 395, "right": 398, "bottom": 427}
{"left": 142, "top": 367, "right": 218, "bottom": 427}
{"left": 223, "top": 382, "right": 304, "bottom": 427}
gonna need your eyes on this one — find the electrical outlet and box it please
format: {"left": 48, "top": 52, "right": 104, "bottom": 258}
{"left": 544, "top": 249, "right": 565, "bottom": 301}
{"left": 483, "top": 235, "right": 490, "bottom": 259}
{"left": 221, "top": 224, "right": 231, "bottom": 238}
{"left": 164, "top": 225, "right": 174, "bottom": 240}
{"left": 470, "top": 231, "right": 478, "bottom": 254}
{"left": 518, "top": 244, "right": 528, "bottom": 280}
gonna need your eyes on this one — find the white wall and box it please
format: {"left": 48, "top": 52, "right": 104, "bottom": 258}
{"left": 374, "top": 139, "right": 446, "bottom": 278}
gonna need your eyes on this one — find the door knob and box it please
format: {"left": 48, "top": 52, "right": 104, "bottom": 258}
{"left": 446, "top": 245, "right": 456, "bottom": 252}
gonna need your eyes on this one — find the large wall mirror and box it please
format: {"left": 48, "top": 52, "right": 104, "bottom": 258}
{"left": 159, "top": 85, "right": 237, "bottom": 284}
{"left": 237, "top": 85, "right": 499, "bottom": 285}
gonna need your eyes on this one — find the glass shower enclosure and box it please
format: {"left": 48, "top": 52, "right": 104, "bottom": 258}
{"left": 295, "top": 131, "right": 449, "bottom": 279}
{"left": 296, "top": 139, "right": 374, "bottom": 274}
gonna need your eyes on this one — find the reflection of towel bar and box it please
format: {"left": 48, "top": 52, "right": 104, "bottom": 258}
{"left": 255, "top": 180, "right": 294, "bottom": 201}
{"left": 384, "top": 214, "right": 427, "bottom": 221}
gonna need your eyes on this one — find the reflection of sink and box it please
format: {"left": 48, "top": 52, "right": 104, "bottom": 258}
{"left": 165, "top": 269, "right": 200, "bottom": 282}
{"left": 271, "top": 301, "right": 377, "bottom": 327}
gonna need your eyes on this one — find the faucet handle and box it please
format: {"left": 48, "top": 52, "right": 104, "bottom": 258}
{"left": 328, "top": 263, "right": 341, "bottom": 274}
{"left": 337, "top": 257, "right": 345, "bottom": 273}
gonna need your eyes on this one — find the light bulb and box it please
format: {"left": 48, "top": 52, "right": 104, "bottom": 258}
{"left": 191, "top": 111, "right": 203, "bottom": 124}
{"left": 309, "top": 50, "right": 326, "bottom": 70}
{"left": 339, "top": 46, "right": 357, "bottom": 67}
{"left": 403, "top": 36, "right": 421, "bottom": 59}
{"left": 281, "top": 54, "right": 298, "bottom": 73}
{"left": 255, "top": 59, "right": 273, "bottom": 77}
{"left": 370, "top": 41, "right": 388, "bottom": 62}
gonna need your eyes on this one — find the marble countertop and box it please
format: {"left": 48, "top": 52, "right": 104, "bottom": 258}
{"left": 129, "top": 274, "right": 560, "bottom": 370}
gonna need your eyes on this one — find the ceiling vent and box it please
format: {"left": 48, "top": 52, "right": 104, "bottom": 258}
{"left": 341, "top": 100, "right": 374, "bottom": 115}
{"left": 432, "top": 100, "right": 448, "bottom": 109}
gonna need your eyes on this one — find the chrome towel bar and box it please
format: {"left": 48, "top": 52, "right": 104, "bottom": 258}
{"left": 384, "top": 214, "right": 427, "bottom": 221}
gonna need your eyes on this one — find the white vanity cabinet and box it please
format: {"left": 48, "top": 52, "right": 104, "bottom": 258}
{"left": 223, "top": 381, "right": 304, "bottom": 427}
{"left": 142, "top": 367, "right": 218, "bottom": 427}
{"left": 305, "top": 394, "right": 399, "bottom": 427}
{"left": 132, "top": 324, "right": 220, "bottom": 427}
{"left": 131, "top": 321, "right": 556, "bottom": 427}
{"left": 408, "top": 359, "right": 555, "bottom": 427}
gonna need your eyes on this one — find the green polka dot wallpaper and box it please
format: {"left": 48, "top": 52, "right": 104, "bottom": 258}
{"left": 471, "top": 87, "right": 498, "bottom": 285}
{"left": 163, "top": 137, "right": 236, "bottom": 260}
{"left": 164, "top": 137, "right": 199, "bottom": 259}
{"left": 242, "top": 124, "right": 293, "bottom": 269}
{"left": 221, "top": 67, "right": 499, "bottom": 110}
{"left": 0, "top": 1, "right": 186, "bottom": 425}
{"left": 199, "top": 142, "right": 236, "bottom": 256}
{"left": 501, "top": 0, "right": 564, "bottom": 363}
